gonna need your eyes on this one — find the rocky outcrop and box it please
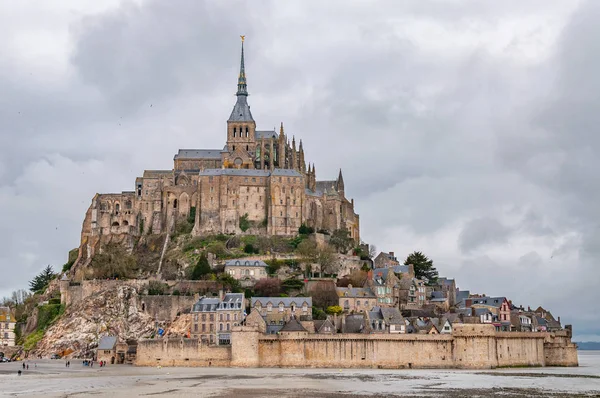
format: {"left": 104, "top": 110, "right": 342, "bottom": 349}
{"left": 33, "top": 285, "right": 160, "bottom": 358}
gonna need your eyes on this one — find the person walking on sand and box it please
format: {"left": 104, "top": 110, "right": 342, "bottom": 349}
{"left": 22, "top": 363, "right": 25, "bottom": 369}
{"left": 26, "top": 364, "right": 29, "bottom": 370}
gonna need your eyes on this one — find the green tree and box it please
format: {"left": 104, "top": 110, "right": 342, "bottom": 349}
{"left": 298, "top": 224, "right": 315, "bottom": 235}
{"left": 296, "top": 239, "right": 318, "bottom": 261}
{"left": 191, "top": 253, "right": 212, "bottom": 280}
{"left": 316, "top": 244, "right": 336, "bottom": 274}
{"left": 29, "top": 265, "right": 57, "bottom": 293}
{"left": 404, "top": 251, "right": 438, "bottom": 285}
{"left": 217, "top": 273, "right": 242, "bottom": 293}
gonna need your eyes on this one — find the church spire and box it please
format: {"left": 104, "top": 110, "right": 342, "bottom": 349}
{"left": 237, "top": 35, "right": 248, "bottom": 96}
{"left": 228, "top": 36, "right": 253, "bottom": 122}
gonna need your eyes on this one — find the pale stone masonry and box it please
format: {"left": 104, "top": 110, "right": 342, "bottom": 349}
{"left": 73, "top": 39, "right": 360, "bottom": 268}
{"left": 0, "top": 307, "right": 16, "bottom": 347}
{"left": 136, "top": 324, "right": 578, "bottom": 369}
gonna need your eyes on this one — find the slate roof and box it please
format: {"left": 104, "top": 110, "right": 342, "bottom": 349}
{"left": 431, "top": 291, "right": 446, "bottom": 299}
{"left": 272, "top": 169, "right": 303, "bottom": 177}
{"left": 228, "top": 95, "right": 254, "bottom": 122}
{"left": 393, "top": 265, "right": 410, "bottom": 274}
{"left": 280, "top": 318, "right": 307, "bottom": 332}
{"left": 456, "top": 290, "right": 470, "bottom": 303}
{"left": 470, "top": 297, "right": 507, "bottom": 308}
{"left": 224, "top": 259, "right": 268, "bottom": 268}
{"left": 255, "top": 130, "right": 278, "bottom": 140}
{"left": 372, "top": 268, "right": 392, "bottom": 285}
{"left": 199, "top": 169, "right": 270, "bottom": 177}
{"left": 174, "top": 149, "right": 223, "bottom": 160}
{"left": 192, "top": 297, "right": 220, "bottom": 312}
{"left": 314, "top": 319, "right": 336, "bottom": 333}
{"left": 375, "top": 306, "right": 404, "bottom": 325}
{"left": 316, "top": 180, "right": 339, "bottom": 195}
{"left": 343, "top": 314, "right": 366, "bottom": 333}
{"left": 219, "top": 293, "right": 244, "bottom": 310}
{"left": 142, "top": 170, "right": 172, "bottom": 178}
{"left": 252, "top": 297, "right": 312, "bottom": 307}
{"left": 474, "top": 307, "right": 493, "bottom": 316}
{"left": 336, "top": 286, "right": 376, "bottom": 298}
{"left": 98, "top": 336, "right": 117, "bottom": 350}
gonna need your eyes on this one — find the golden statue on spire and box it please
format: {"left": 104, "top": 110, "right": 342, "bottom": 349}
{"left": 240, "top": 35, "right": 245, "bottom": 42}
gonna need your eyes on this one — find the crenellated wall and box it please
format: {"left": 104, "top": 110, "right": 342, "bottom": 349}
{"left": 135, "top": 324, "right": 578, "bottom": 369}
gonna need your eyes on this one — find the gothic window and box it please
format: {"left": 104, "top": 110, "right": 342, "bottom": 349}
{"left": 173, "top": 199, "right": 178, "bottom": 209}
{"left": 246, "top": 145, "right": 249, "bottom": 151}
{"left": 115, "top": 203, "right": 120, "bottom": 214}
{"left": 246, "top": 127, "right": 249, "bottom": 137}
{"left": 233, "top": 127, "right": 236, "bottom": 137}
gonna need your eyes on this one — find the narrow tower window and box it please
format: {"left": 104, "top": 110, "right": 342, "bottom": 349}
{"left": 246, "top": 127, "right": 249, "bottom": 137}
{"left": 233, "top": 127, "right": 236, "bottom": 137}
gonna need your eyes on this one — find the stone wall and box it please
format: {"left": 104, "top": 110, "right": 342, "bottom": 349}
{"left": 136, "top": 338, "right": 231, "bottom": 367}
{"left": 140, "top": 295, "right": 197, "bottom": 322}
{"left": 135, "top": 324, "right": 578, "bottom": 369}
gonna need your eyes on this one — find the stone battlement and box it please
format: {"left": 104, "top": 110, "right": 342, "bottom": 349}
{"left": 136, "top": 324, "right": 578, "bottom": 369}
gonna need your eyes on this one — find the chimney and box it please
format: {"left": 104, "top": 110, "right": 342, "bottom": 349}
{"left": 218, "top": 289, "right": 224, "bottom": 300}
{"left": 408, "top": 264, "right": 414, "bottom": 278}
{"left": 528, "top": 306, "right": 531, "bottom": 312}
{"left": 367, "top": 270, "right": 373, "bottom": 280}
{"left": 558, "top": 316, "right": 561, "bottom": 325}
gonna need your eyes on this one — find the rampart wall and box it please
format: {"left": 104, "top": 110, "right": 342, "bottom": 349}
{"left": 136, "top": 325, "right": 578, "bottom": 369}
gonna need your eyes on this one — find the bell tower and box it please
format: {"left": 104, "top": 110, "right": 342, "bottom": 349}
{"left": 226, "top": 36, "right": 257, "bottom": 168}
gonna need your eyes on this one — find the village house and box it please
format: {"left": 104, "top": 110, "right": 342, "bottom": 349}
{"left": 367, "top": 268, "right": 400, "bottom": 307}
{"left": 434, "top": 277, "right": 457, "bottom": 307}
{"left": 534, "top": 306, "right": 562, "bottom": 332}
{"left": 429, "top": 291, "right": 449, "bottom": 312}
{"left": 373, "top": 251, "right": 400, "bottom": 269}
{"left": 511, "top": 312, "right": 533, "bottom": 332}
{"left": 392, "top": 264, "right": 415, "bottom": 279}
{"left": 335, "top": 285, "right": 377, "bottom": 313}
{"left": 459, "top": 295, "right": 512, "bottom": 331}
{"left": 191, "top": 293, "right": 245, "bottom": 345}
{"left": 0, "top": 307, "right": 16, "bottom": 347}
{"left": 397, "top": 278, "right": 427, "bottom": 309}
{"left": 367, "top": 307, "right": 405, "bottom": 333}
{"left": 251, "top": 297, "right": 312, "bottom": 322}
{"left": 224, "top": 259, "right": 268, "bottom": 287}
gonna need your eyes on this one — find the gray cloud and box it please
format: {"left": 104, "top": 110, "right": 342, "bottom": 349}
{"left": 1, "top": 0, "right": 599, "bottom": 340}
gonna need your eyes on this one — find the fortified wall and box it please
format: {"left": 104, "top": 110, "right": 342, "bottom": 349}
{"left": 136, "top": 324, "right": 578, "bottom": 369}
{"left": 59, "top": 279, "right": 222, "bottom": 322}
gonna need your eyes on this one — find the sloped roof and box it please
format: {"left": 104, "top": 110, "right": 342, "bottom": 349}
{"left": 336, "top": 286, "right": 376, "bottom": 298}
{"left": 98, "top": 336, "right": 117, "bottom": 350}
{"left": 280, "top": 318, "right": 307, "bottom": 332}
{"left": 174, "top": 149, "right": 223, "bottom": 160}
{"left": 192, "top": 297, "right": 220, "bottom": 312}
{"left": 225, "top": 259, "right": 267, "bottom": 267}
{"left": 228, "top": 95, "right": 254, "bottom": 122}
{"left": 393, "top": 265, "right": 410, "bottom": 274}
{"left": 343, "top": 314, "right": 366, "bottom": 333}
{"left": 252, "top": 297, "right": 312, "bottom": 308}
{"left": 314, "top": 319, "right": 336, "bottom": 333}
{"left": 379, "top": 307, "right": 404, "bottom": 325}
{"left": 255, "top": 130, "right": 278, "bottom": 140}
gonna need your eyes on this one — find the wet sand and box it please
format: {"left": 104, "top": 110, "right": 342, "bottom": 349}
{"left": 1, "top": 353, "right": 599, "bottom": 397}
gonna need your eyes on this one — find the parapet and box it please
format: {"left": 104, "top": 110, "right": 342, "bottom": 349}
{"left": 452, "top": 323, "right": 496, "bottom": 337}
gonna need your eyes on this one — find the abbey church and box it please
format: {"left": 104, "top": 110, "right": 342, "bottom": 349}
{"left": 78, "top": 39, "right": 360, "bottom": 260}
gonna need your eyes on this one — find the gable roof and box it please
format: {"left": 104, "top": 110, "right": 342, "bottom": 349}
{"left": 343, "top": 314, "right": 366, "bottom": 333}
{"left": 336, "top": 286, "right": 376, "bottom": 298}
{"left": 314, "top": 319, "right": 336, "bottom": 333}
{"left": 280, "top": 318, "right": 307, "bottom": 332}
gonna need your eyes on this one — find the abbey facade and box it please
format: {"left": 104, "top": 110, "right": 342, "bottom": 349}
{"left": 77, "top": 40, "right": 359, "bottom": 260}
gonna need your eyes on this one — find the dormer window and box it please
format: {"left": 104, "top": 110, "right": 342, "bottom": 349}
{"left": 279, "top": 303, "right": 284, "bottom": 312}
{"left": 267, "top": 303, "right": 272, "bottom": 312}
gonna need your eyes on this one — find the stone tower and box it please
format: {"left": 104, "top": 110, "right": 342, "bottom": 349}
{"left": 226, "top": 37, "right": 257, "bottom": 168}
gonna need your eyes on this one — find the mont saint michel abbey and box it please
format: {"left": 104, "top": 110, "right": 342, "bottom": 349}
{"left": 79, "top": 39, "right": 360, "bottom": 259}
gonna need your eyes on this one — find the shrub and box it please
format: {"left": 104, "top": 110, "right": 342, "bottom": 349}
{"left": 326, "top": 305, "right": 344, "bottom": 315}
{"left": 172, "top": 290, "right": 181, "bottom": 296}
{"left": 187, "top": 206, "right": 196, "bottom": 225}
{"left": 239, "top": 213, "right": 251, "bottom": 232}
{"left": 254, "top": 278, "right": 282, "bottom": 296}
{"left": 298, "top": 224, "right": 315, "bottom": 235}
{"left": 244, "top": 243, "right": 259, "bottom": 254}
{"left": 206, "top": 242, "right": 227, "bottom": 258}
{"left": 24, "top": 330, "right": 44, "bottom": 351}
{"left": 282, "top": 278, "right": 305, "bottom": 291}
{"left": 148, "top": 281, "right": 168, "bottom": 295}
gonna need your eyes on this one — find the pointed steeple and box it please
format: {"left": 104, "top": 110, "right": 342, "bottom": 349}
{"left": 237, "top": 36, "right": 248, "bottom": 96}
{"left": 337, "top": 168, "right": 345, "bottom": 194}
{"left": 228, "top": 36, "right": 254, "bottom": 122}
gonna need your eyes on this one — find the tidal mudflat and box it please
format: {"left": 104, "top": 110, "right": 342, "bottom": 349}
{"left": 1, "top": 351, "right": 599, "bottom": 397}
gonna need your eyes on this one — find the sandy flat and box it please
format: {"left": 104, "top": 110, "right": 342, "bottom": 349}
{"left": 0, "top": 354, "right": 599, "bottom": 397}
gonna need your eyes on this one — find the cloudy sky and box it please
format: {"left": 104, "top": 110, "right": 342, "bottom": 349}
{"left": 1, "top": 0, "right": 599, "bottom": 340}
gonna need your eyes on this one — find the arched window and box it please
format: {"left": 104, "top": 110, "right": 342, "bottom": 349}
{"left": 219, "top": 323, "right": 223, "bottom": 331}
{"left": 173, "top": 199, "right": 178, "bottom": 209}
{"left": 245, "top": 127, "right": 249, "bottom": 137}
{"left": 233, "top": 127, "right": 236, "bottom": 137}
{"left": 115, "top": 203, "right": 120, "bottom": 214}
{"left": 112, "top": 221, "right": 120, "bottom": 227}
{"left": 226, "top": 323, "right": 230, "bottom": 331}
